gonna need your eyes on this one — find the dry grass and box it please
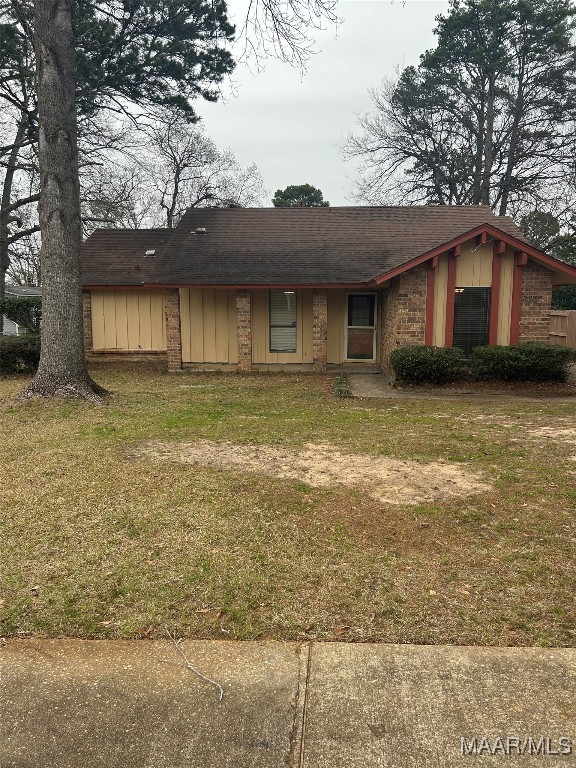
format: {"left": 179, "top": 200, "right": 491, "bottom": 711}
{"left": 1, "top": 363, "right": 575, "bottom": 646}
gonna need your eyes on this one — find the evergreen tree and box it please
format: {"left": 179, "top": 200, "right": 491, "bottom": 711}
{"left": 272, "top": 183, "right": 329, "bottom": 207}
{"left": 345, "top": 0, "right": 576, "bottom": 216}
{"left": 0, "top": 0, "right": 235, "bottom": 336}
{"left": 521, "top": 210, "right": 576, "bottom": 309}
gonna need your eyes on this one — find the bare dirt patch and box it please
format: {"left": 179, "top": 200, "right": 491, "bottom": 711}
{"left": 528, "top": 427, "right": 576, "bottom": 444}
{"left": 137, "top": 440, "right": 491, "bottom": 505}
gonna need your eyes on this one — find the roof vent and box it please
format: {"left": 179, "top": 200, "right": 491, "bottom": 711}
{"left": 145, "top": 249, "right": 156, "bottom": 256}
{"left": 193, "top": 227, "right": 207, "bottom": 235}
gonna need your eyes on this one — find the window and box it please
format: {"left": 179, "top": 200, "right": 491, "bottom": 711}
{"left": 270, "top": 290, "right": 297, "bottom": 352}
{"left": 348, "top": 294, "right": 375, "bottom": 328}
{"left": 453, "top": 287, "right": 490, "bottom": 356}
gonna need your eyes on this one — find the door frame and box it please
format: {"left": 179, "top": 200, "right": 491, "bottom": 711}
{"left": 344, "top": 292, "right": 378, "bottom": 362}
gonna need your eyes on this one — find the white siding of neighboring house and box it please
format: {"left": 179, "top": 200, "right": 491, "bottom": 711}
{"left": 2, "top": 315, "right": 29, "bottom": 336}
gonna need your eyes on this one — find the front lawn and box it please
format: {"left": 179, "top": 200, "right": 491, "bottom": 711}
{"left": 1, "top": 364, "right": 574, "bottom": 646}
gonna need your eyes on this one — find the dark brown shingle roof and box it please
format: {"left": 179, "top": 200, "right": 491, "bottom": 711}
{"left": 6, "top": 284, "right": 42, "bottom": 296}
{"left": 81, "top": 206, "right": 529, "bottom": 286}
{"left": 81, "top": 229, "right": 172, "bottom": 286}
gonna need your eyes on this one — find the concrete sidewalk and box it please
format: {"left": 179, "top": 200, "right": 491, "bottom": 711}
{"left": 348, "top": 373, "right": 576, "bottom": 402}
{"left": 1, "top": 640, "right": 575, "bottom": 767}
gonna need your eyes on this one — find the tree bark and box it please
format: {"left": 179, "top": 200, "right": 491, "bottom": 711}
{"left": 499, "top": 59, "right": 526, "bottom": 217}
{"left": 480, "top": 72, "right": 496, "bottom": 207}
{"left": 471, "top": 81, "right": 486, "bottom": 205}
{"left": 19, "top": 0, "right": 106, "bottom": 401}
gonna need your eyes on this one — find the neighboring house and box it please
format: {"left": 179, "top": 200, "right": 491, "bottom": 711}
{"left": 2, "top": 284, "right": 42, "bottom": 336}
{"left": 80, "top": 206, "right": 576, "bottom": 372}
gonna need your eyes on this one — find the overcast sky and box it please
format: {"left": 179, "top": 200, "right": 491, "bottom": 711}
{"left": 199, "top": 0, "right": 451, "bottom": 207}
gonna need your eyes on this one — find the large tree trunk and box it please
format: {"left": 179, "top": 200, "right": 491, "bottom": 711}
{"left": 480, "top": 72, "right": 496, "bottom": 208}
{"left": 471, "top": 84, "right": 486, "bottom": 205}
{"left": 20, "top": 0, "right": 106, "bottom": 401}
{"left": 499, "top": 61, "right": 526, "bottom": 217}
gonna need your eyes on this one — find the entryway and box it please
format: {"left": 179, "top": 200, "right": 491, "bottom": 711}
{"left": 345, "top": 293, "right": 377, "bottom": 361}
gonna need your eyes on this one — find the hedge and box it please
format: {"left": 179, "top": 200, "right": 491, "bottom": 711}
{"left": 389, "top": 346, "right": 465, "bottom": 385}
{"left": 0, "top": 334, "right": 41, "bottom": 375}
{"left": 469, "top": 343, "right": 576, "bottom": 382}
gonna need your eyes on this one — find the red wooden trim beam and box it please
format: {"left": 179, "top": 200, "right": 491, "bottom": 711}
{"left": 425, "top": 260, "right": 436, "bottom": 346}
{"left": 445, "top": 254, "right": 458, "bottom": 346}
{"left": 509, "top": 252, "right": 526, "bottom": 344}
{"left": 488, "top": 242, "right": 502, "bottom": 344}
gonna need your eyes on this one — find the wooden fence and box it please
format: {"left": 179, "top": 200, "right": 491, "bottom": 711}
{"left": 549, "top": 310, "right": 576, "bottom": 348}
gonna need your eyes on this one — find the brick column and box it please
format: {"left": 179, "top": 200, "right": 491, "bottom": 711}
{"left": 379, "top": 283, "right": 398, "bottom": 371}
{"left": 82, "top": 291, "right": 93, "bottom": 352}
{"left": 518, "top": 260, "right": 553, "bottom": 343}
{"left": 396, "top": 265, "right": 427, "bottom": 346}
{"left": 312, "top": 289, "right": 328, "bottom": 371}
{"left": 164, "top": 288, "right": 182, "bottom": 371}
{"left": 236, "top": 290, "right": 252, "bottom": 371}
{"left": 379, "top": 265, "right": 427, "bottom": 373}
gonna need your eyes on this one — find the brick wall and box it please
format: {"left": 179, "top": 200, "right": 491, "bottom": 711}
{"left": 379, "top": 264, "right": 427, "bottom": 372}
{"left": 82, "top": 291, "right": 93, "bottom": 352}
{"left": 236, "top": 290, "right": 252, "bottom": 371}
{"left": 164, "top": 288, "right": 182, "bottom": 371}
{"left": 312, "top": 289, "right": 328, "bottom": 371}
{"left": 378, "top": 281, "right": 398, "bottom": 371}
{"left": 519, "top": 261, "right": 553, "bottom": 342}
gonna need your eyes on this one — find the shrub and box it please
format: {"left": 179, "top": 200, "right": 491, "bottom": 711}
{"left": 0, "top": 334, "right": 41, "bottom": 375}
{"left": 469, "top": 343, "right": 576, "bottom": 382}
{"left": 389, "top": 345, "right": 465, "bottom": 385}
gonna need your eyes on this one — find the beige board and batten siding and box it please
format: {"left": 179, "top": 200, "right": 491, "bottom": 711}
{"left": 497, "top": 249, "right": 515, "bottom": 346}
{"left": 180, "top": 288, "right": 238, "bottom": 363}
{"left": 431, "top": 240, "right": 514, "bottom": 346}
{"left": 252, "top": 289, "right": 313, "bottom": 364}
{"left": 432, "top": 254, "right": 449, "bottom": 347}
{"left": 91, "top": 289, "right": 166, "bottom": 350}
{"left": 327, "top": 289, "right": 346, "bottom": 364}
{"left": 455, "top": 242, "right": 493, "bottom": 286}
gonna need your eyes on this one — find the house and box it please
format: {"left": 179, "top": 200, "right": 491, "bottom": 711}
{"left": 2, "top": 284, "right": 42, "bottom": 336}
{"left": 80, "top": 206, "right": 576, "bottom": 372}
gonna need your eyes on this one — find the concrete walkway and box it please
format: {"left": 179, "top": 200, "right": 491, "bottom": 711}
{"left": 348, "top": 373, "right": 576, "bottom": 402}
{"left": 2, "top": 640, "right": 575, "bottom": 767}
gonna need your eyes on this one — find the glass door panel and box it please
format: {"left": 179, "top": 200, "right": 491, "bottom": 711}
{"left": 346, "top": 294, "right": 376, "bottom": 360}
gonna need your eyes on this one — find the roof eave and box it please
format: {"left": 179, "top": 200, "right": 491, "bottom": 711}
{"left": 82, "top": 281, "right": 374, "bottom": 290}
{"left": 370, "top": 223, "right": 576, "bottom": 284}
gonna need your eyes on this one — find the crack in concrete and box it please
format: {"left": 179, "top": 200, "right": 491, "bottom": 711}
{"left": 288, "top": 642, "right": 312, "bottom": 768}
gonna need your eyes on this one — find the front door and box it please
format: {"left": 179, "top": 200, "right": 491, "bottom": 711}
{"left": 346, "top": 293, "right": 376, "bottom": 361}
